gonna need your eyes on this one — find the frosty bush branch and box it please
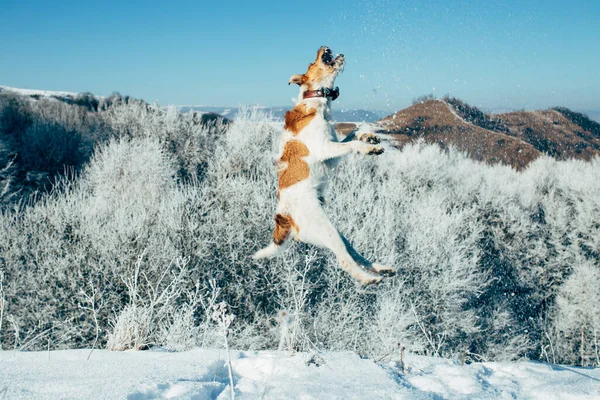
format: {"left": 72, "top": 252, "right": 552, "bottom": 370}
{"left": 0, "top": 94, "right": 599, "bottom": 366}
{"left": 212, "top": 302, "right": 235, "bottom": 400}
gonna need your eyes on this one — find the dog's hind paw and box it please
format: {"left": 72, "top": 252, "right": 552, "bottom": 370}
{"left": 370, "top": 264, "right": 397, "bottom": 277}
{"left": 358, "top": 133, "right": 381, "bottom": 144}
{"left": 359, "top": 272, "right": 383, "bottom": 286}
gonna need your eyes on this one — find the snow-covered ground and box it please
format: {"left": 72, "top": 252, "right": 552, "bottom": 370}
{"left": 1, "top": 349, "right": 599, "bottom": 399}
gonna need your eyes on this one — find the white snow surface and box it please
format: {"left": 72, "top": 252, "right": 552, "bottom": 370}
{"left": 0, "top": 349, "right": 599, "bottom": 399}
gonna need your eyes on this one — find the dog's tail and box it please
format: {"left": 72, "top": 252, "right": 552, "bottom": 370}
{"left": 252, "top": 214, "right": 295, "bottom": 259}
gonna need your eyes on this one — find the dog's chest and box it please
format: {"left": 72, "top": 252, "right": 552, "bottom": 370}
{"left": 294, "top": 119, "right": 336, "bottom": 162}
{"left": 278, "top": 105, "right": 338, "bottom": 189}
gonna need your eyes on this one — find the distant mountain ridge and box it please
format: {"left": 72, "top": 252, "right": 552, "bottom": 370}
{"left": 0, "top": 85, "right": 381, "bottom": 123}
{"left": 4, "top": 85, "right": 600, "bottom": 171}
{"left": 177, "top": 106, "right": 381, "bottom": 123}
{"left": 335, "top": 98, "right": 600, "bottom": 170}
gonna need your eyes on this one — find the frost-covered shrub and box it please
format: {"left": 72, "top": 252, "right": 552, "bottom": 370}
{"left": 480, "top": 157, "right": 600, "bottom": 364}
{"left": 0, "top": 133, "right": 212, "bottom": 349}
{"left": 100, "top": 101, "right": 224, "bottom": 182}
{"left": 0, "top": 92, "right": 110, "bottom": 201}
{"left": 0, "top": 158, "right": 16, "bottom": 207}
{"left": 550, "top": 261, "right": 600, "bottom": 366}
{"left": 0, "top": 107, "right": 269, "bottom": 351}
{"left": 106, "top": 304, "right": 153, "bottom": 351}
{"left": 0, "top": 91, "right": 224, "bottom": 206}
{"left": 0, "top": 102, "right": 599, "bottom": 367}
{"left": 365, "top": 283, "right": 417, "bottom": 356}
{"left": 316, "top": 143, "right": 487, "bottom": 358}
{"left": 72, "top": 92, "right": 100, "bottom": 112}
{"left": 158, "top": 305, "right": 200, "bottom": 352}
{"left": 105, "top": 254, "right": 199, "bottom": 351}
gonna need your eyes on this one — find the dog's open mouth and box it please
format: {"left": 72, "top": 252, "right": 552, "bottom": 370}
{"left": 322, "top": 47, "right": 343, "bottom": 67}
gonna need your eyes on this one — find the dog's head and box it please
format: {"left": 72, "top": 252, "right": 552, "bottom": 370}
{"left": 289, "top": 46, "right": 345, "bottom": 92}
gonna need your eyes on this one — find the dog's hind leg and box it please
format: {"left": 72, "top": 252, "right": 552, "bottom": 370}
{"left": 252, "top": 214, "right": 296, "bottom": 259}
{"left": 339, "top": 234, "right": 397, "bottom": 277}
{"left": 294, "top": 208, "right": 382, "bottom": 285}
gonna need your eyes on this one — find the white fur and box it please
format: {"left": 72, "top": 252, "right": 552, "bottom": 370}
{"left": 253, "top": 49, "right": 395, "bottom": 285}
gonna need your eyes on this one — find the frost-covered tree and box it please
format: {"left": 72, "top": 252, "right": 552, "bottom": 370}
{"left": 551, "top": 262, "right": 600, "bottom": 366}
{"left": 0, "top": 96, "right": 599, "bottom": 367}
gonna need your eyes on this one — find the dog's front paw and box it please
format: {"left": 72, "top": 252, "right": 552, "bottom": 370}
{"left": 367, "top": 145, "right": 385, "bottom": 155}
{"left": 357, "top": 133, "right": 381, "bottom": 144}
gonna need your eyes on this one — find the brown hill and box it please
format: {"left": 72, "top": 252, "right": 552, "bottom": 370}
{"left": 335, "top": 99, "right": 600, "bottom": 170}
{"left": 497, "top": 109, "right": 600, "bottom": 161}
{"left": 376, "top": 100, "right": 539, "bottom": 170}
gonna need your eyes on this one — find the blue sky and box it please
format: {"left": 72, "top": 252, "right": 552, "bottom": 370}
{"left": 1, "top": 0, "right": 599, "bottom": 113}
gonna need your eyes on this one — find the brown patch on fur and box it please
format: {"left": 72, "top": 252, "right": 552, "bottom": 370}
{"left": 278, "top": 140, "right": 310, "bottom": 191}
{"left": 273, "top": 214, "right": 298, "bottom": 245}
{"left": 284, "top": 104, "right": 317, "bottom": 135}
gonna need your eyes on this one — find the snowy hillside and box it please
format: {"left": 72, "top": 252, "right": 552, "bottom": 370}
{"left": 1, "top": 349, "right": 599, "bottom": 399}
{"left": 2, "top": 90, "right": 600, "bottom": 399}
{"left": 0, "top": 85, "right": 381, "bottom": 122}
{"left": 0, "top": 85, "right": 82, "bottom": 99}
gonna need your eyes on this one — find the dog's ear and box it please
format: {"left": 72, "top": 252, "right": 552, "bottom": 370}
{"left": 288, "top": 74, "right": 305, "bottom": 86}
